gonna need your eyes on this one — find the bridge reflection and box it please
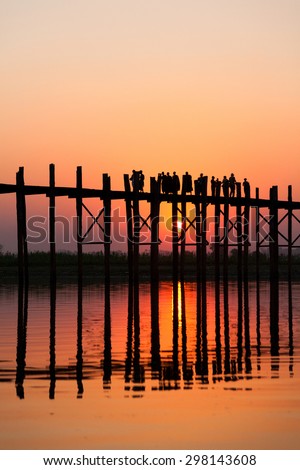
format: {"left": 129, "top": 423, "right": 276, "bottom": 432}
{"left": 13, "top": 274, "right": 295, "bottom": 399}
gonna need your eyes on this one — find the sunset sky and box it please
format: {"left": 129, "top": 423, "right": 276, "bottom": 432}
{"left": 1, "top": 0, "right": 300, "bottom": 252}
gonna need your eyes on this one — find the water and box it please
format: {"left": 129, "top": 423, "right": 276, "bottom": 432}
{"left": 0, "top": 280, "right": 300, "bottom": 449}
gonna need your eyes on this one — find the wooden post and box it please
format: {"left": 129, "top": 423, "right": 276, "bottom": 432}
{"left": 223, "top": 190, "right": 230, "bottom": 375}
{"left": 172, "top": 191, "right": 179, "bottom": 283}
{"left": 223, "top": 197, "right": 229, "bottom": 287}
{"left": 150, "top": 177, "right": 160, "bottom": 284}
{"left": 243, "top": 188, "right": 251, "bottom": 355}
{"left": 255, "top": 187, "right": 261, "bottom": 349}
{"left": 180, "top": 182, "right": 186, "bottom": 280}
{"left": 236, "top": 183, "right": 243, "bottom": 355}
{"left": 132, "top": 172, "right": 140, "bottom": 284}
{"left": 132, "top": 171, "right": 140, "bottom": 352}
{"left": 269, "top": 185, "right": 279, "bottom": 355}
{"left": 255, "top": 188, "right": 260, "bottom": 285}
{"left": 103, "top": 174, "right": 111, "bottom": 285}
{"left": 288, "top": 185, "right": 293, "bottom": 357}
{"left": 201, "top": 178, "right": 207, "bottom": 347}
{"left": 243, "top": 190, "right": 250, "bottom": 286}
{"left": 236, "top": 182, "right": 243, "bottom": 280}
{"left": 269, "top": 186, "right": 279, "bottom": 281}
{"left": 49, "top": 163, "right": 56, "bottom": 398}
{"left": 288, "top": 185, "right": 292, "bottom": 286}
{"left": 103, "top": 173, "right": 112, "bottom": 386}
{"left": 194, "top": 179, "right": 201, "bottom": 371}
{"left": 16, "top": 167, "right": 28, "bottom": 288}
{"left": 150, "top": 177, "right": 161, "bottom": 373}
{"left": 214, "top": 182, "right": 221, "bottom": 287}
{"left": 16, "top": 169, "right": 24, "bottom": 288}
{"left": 150, "top": 176, "right": 160, "bottom": 371}
{"left": 214, "top": 181, "right": 221, "bottom": 376}
{"left": 49, "top": 163, "right": 56, "bottom": 286}
{"left": 124, "top": 175, "right": 133, "bottom": 284}
{"left": 76, "top": 166, "right": 83, "bottom": 286}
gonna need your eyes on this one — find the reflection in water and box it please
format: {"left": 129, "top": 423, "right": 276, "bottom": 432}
{"left": 289, "top": 282, "right": 294, "bottom": 378}
{"left": 49, "top": 278, "right": 56, "bottom": 399}
{"left": 244, "top": 280, "right": 252, "bottom": 375}
{"left": 125, "top": 281, "right": 133, "bottom": 384}
{"left": 124, "top": 281, "right": 145, "bottom": 394}
{"left": 180, "top": 282, "right": 193, "bottom": 386}
{"left": 15, "top": 281, "right": 28, "bottom": 399}
{"left": 8, "top": 276, "right": 298, "bottom": 398}
{"left": 213, "top": 278, "right": 222, "bottom": 379}
{"left": 171, "top": 279, "right": 179, "bottom": 383}
{"left": 133, "top": 279, "right": 144, "bottom": 388}
{"left": 76, "top": 279, "right": 84, "bottom": 398}
{"left": 223, "top": 279, "right": 230, "bottom": 376}
{"left": 103, "top": 279, "right": 111, "bottom": 387}
{"left": 270, "top": 278, "right": 280, "bottom": 357}
{"left": 150, "top": 280, "right": 160, "bottom": 376}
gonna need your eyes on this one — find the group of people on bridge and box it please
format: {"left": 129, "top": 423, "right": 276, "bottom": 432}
{"left": 210, "top": 174, "right": 251, "bottom": 198}
{"left": 130, "top": 170, "right": 250, "bottom": 198}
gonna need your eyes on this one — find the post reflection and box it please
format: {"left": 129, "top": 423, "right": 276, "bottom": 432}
{"left": 15, "top": 281, "right": 28, "bottom": 399}
{"left": 223, "top": 279, "right": 231, "bottom": 377}
{"left": 270, "top": 281, "right": 280, "bottom": 358}
{"left": 49, "top": 278, "right": 56, "bottom": 399}
{"left": 76, "top": 280, "right": 84, "bottom": 398}
{"left": 213, "top": 278, "right": 222, "bottom": 380}
{"left": 180, "top": 281, "right": 193, "bottom": 386}
{"left": 171, "top": 279, "right": 180, "bottom": 382}
{"left": 103, "top": 279, "right": 112, "bottom": 387}
{"left": 124, "top": 280, "right": 145, "bottom": 394}
{"left": 244, "top": 279, "right": 252, "bottom": 376}
{"left": 288, "top": 280, "right": 294, "bottom": 377}
{"left": 12, "top": 277, "right": 296, "bottom": 397}
{"left": 125, "top": 281, "right": 133, "bottom": 384}
{"left": 133, "top": 280, "right": 144, "bottom": 389}
{"left": 150, "top": 279, "right": 161, "bottom": 377}
{"left": 195, "top": 277, "right": 208, "bottom": 382}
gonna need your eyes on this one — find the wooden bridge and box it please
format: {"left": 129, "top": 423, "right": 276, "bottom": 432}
{"left": 1, "top": 164, "right": 300, "bottom": 289}
{"left": 3, "top": 163, "right": 299, "bottom": 393}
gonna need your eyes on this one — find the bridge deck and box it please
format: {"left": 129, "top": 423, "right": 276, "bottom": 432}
{"left": 1, "top": 183, "right": 299, "bottom": 209}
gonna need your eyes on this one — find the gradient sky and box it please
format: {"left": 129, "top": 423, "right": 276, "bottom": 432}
{"left": 1, "top": 0, "right": 300, "bottom": 251}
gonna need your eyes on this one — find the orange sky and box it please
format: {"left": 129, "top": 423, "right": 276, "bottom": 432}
{"left": 1, "top": 1, "right": 300, "bottom": 251}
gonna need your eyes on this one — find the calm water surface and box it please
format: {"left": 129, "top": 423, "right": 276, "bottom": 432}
{"left": 0, "top": 280, "right": 300, "bottom": 449}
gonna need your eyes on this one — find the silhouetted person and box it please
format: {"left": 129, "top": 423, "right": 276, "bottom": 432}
{"left": 172, "top": 171, "right": 180, "bottom": 193}
{"left": 161, "top": 172, "right": 167, "bottom": 193}
{"left": 229, "top": 173, "right": 236, "bottom": 197}
{"left": 211, "top": 176, "right": 216, "bottom": 197}
{"left": 243, "top": 178, "right": 250, "bottom": 198}
{"left": 130, "top": 170, "right": 137, "bottom": 190}
{"left": 197, "top": 173, "right": 205, "bottom": 195}
{"left": 183, "top": 171, "right": 193, "bottom": 194}
{"left": 215, "top": 178, "right": 221, "bottom": 197}
{"left": 222, "top": 176, "right": 229, "bottom": 197}
{"left": 139, "top": 170, "right": 144, "bottom": 192}
{"left": 166, "top": 172, "right": 173, "bottom": 194}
